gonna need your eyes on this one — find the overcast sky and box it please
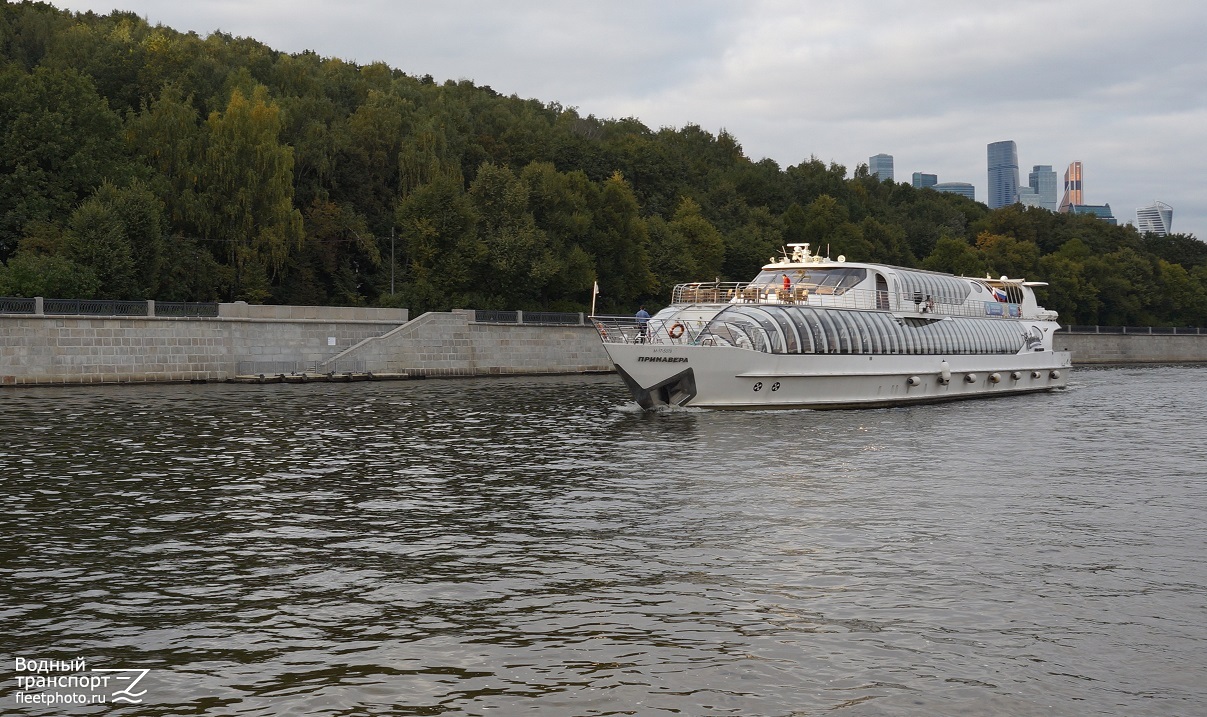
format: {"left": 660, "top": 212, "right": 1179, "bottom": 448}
{"left": 51, "top": 0, "right": 1207, "bottom": 241}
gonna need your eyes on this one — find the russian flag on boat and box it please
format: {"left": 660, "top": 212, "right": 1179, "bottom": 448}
{"left": 990, "top": 285, "right": 1008, "bottom": 302}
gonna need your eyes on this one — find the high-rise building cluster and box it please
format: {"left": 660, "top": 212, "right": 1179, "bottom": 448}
{"left": 1053, "top": 159, "right": 1116, "bottom": 225}
{"left": 986, "top": 141, "right": 1061, "bottom": 213}
{"left": 871, "top": 143, "right": 1171, "bottom": 233}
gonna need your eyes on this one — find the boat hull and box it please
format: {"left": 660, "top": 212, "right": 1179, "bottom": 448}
{"left": 605, "top": 343, "right": 1071, "bottom": 410}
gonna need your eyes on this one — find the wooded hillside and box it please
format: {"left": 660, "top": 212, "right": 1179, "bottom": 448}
{"left": 2, "top": 2, "right": 1204, "bottom": 325}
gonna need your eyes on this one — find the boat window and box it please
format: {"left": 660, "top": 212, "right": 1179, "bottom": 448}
{"left": 726, "top": 307, "right": 785, "bottom": 353}
{"left": 751, "top": 270, "right": 805, "bottom": 287}
{"left": 869, "top": 312, "right": 900, "bottom": 354}
{"left": 808, "top": 268, "right": 867, "bottom": 292}
{"left": 788, "top": 307, "right": 825, "bottom": 353}
{"left": 702, "top": 306, "right": 1026, "bottom": 356}
{"left": 895, "top": 270, "right": 972, "bottom": 305}
{"left": 752, "top": 267, "right": 868, "bottom": 292}
{"left": 766, "top": 309, "right": 800, "bottom": 353}
{"left": 875, "top": 273, "right": 890, "bottom": 310}
{"left": 702, "top": 320, "right": 762, "bottom": 351}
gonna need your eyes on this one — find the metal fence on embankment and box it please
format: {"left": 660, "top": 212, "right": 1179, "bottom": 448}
{"left": 0, "top": 297, "right": 219, "bottom": 317}
{"left": 1063, "top": 325, "right": 1203, "bottom": 335}
{"left": 472, "top": 310, "right": 585, "bottom": 325}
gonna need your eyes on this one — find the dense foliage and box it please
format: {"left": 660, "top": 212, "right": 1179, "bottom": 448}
{"left": 1, "top": 2, "right": 1204, "bottom": 325}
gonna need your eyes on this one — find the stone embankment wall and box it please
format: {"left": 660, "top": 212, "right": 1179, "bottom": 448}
{"left": 319, "top": 310, "right": 610, "bottom": 376}
{"left": 1, "top": 305, "right": 610, "bottom": 386}
{"left": 1058, "top": 332, "right": 1207, "bottom": 365}
{"left": 1, "top": 303, "right": 409, "bottom": 385}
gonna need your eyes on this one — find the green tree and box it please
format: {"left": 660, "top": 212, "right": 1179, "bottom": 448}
{"left": 518, "top": 161, "right": 594, "bottom": 307}
{"left": 860, "top": 216, "right": 914, "bottom": 266}
{"left": 469, "top": 162, "right": 560, "bottom": 307}
{"left": 195, "top": 85, "right": 304, "bottom": 300}
{"left": 669, "top": 197, "right": 725, "bottom": 280}
{"left": 1151, "top": 259, "right": 1207, "bottom": 326}
{"left": 722, "top": 206, "right": 783, "bottom": 282}
{"left": 586, "top": 172, "right": 653, "bottom": 311}
{"left": 395, "top": 173, "right": 480, "bottom": 312}
{"left": 975, "top": 231, "right": 1041, "bottom": 279}
{"left": 1084, "top": 247, "right": 1155, "bottom": 325}
{"left": 0, "top": 247, "right": 98, "bottom": 299}
{"left": 156, "top": 236, "right": 231, "bottom": 301}
{"left": 1037, "top": 253, "right": 1099, "bottom": 325}
{"left": 125, "top": 83, "right": 202, "bottom": 227}
{"left": 923, "top": 236, "right": 986, "bottom": 277}
{"left": 273, "top": 198, "right": 378, "bottom": 306}
{"left": 84, "top": 180, "right": 165, "bottom": 296}
{"left": 62, "top": 193, "right": 137, "bottom": 298}
{"left": 0, "top": 64, "right": 128, "bottom": 259}
{"left": 800, "top": 195, "right": 848, "bottom": 248}
{"left": 335, "top": 88, "right": 411, "bottom": 229}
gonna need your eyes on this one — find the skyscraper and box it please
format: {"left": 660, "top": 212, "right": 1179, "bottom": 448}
{"left": 1028, "top": 165, "right": 1058, "bottom": 211}
{"left": 869, "top": 154, "right": 894, "bottom": 181}
{"left": 1136, "top": 201, "right": 1173, "bottom": 236}
{"left": 934, "top": 182, "right": 975, "bottom": 200}
{"left": 912, "top": 172, "right": 937, "bottom": 189}
{"left": 1059, "top": 161, "right": 1083, "bottom": 213}
{"left": 1017, "top": 186, "right": 1041, "bottom": 208}
{"left": 1068, "top": 203, "right": 1116, "bottom": 225}
{"left": 987, "top": 141, "right": 1019, "bottom": 209}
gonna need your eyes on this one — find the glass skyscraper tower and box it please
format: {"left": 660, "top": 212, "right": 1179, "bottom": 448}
{"left": 1028, "top": 165, "right": 1058, "bottom": 211}
{"left": 869, "top": 154, "right": 894, "bottom": 181}
{"left": 987, "top": 141, "right": 1019, "bottom": 209}
{"left": 1059, "top": 161, "right": 1083, "bottom": 213}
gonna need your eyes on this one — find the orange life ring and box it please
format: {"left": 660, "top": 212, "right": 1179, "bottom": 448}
{"left": 668, "top": 322, "right": 685, "bottom": 339}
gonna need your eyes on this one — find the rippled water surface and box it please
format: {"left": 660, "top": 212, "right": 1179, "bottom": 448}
{"left": 4, "top": 366, "right": 1207, "bottom": 715}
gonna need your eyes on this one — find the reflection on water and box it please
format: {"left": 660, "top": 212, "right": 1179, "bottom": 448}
{"left": 4, "top": 367, "right": 1207, "bottom": 715}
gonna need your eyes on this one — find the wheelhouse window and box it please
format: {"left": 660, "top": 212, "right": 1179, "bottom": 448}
{"left": 751, "top": 268, "right": 868, "bottom": 292}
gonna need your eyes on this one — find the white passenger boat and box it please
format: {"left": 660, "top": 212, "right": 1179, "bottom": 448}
{"left": 593, "top": 243, "right": 1071, "bottom": 409}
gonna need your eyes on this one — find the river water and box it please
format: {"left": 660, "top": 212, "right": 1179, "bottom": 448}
{"left": 3, "top": 365, "right": 1206, "bottom": 716}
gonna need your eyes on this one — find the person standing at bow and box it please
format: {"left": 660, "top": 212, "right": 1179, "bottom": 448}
{"left": 635, "top": 306, "right": 650, "bottom": 343}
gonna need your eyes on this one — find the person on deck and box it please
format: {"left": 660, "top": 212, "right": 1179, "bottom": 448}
{"left": 635, "top": 306, "right": 650, "bottom": 342}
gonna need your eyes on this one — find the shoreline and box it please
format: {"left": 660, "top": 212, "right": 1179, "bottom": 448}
{"left": 3, "top": 305, "right": 1204, "bottom": 387}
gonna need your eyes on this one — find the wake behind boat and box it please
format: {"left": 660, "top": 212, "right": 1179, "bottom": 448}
{"left": 593, "top": 243, "right": 1071, "bottom": 409}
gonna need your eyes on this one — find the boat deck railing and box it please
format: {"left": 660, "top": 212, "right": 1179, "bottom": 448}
{"left": 594, "top": 312, "right": 1044, "bottom": 356}
{"left": 593, "top": 315, "right": 768, "bottom": 350}
{"left": 671, "top": 282, "right": 1035, "bottom": 320}
{"left": 594, "top": 316, "right": 688, "bottom": 346}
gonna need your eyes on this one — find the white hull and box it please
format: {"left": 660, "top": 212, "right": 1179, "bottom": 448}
{"left": 605, "top": 343, "right": 1071, "bottom": 410}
